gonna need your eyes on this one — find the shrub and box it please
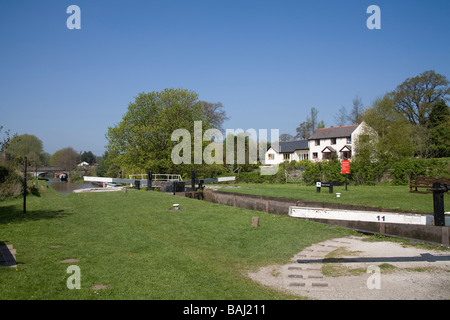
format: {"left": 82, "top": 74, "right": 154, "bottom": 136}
{"left": 350, "top": 159, "right": 390, "bottom": 186}
{"left": 0, "top": 163, "right": 23, "bottom": 200}
{"left": 391, "top": 158, "right": 450, "bottom": 185}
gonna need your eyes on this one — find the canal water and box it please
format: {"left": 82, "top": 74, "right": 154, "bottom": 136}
{"left": 47, "top": 179, "right": 95, "bottom": 195}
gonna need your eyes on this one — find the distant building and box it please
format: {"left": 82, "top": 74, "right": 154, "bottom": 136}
{"left": 265, "top": 139, "right": 309, "bottom": 166}
{"left": 264, "top": 122, "right": 370, "bottom": 165}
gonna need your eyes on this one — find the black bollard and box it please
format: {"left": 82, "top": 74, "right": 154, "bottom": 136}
{"left": 329, "top": 180, "right": 333, "bottom": 194}
{"left": 191, "top": 171, "right": 196, "bottom": 192}
{"left": 432, "top": 182, "right": 446, "bottom": 226}
{"left": 147, "top": 170, "right": 152, "bottom": 191}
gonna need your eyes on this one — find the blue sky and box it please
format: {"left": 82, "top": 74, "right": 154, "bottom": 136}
{"left": 1, "top": 0, "right": 449, "bottom": 155}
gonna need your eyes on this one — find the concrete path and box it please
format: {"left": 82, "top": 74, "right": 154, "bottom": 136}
{"left": 249, "top": 236, "right": 450, "bottom": 300}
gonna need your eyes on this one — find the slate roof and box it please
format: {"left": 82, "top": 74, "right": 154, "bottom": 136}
{"left": 271, "top": 140, "right": 309, "bottom": 153}
{"left": 309, "top": 125, "right": 358, "bottom": 140}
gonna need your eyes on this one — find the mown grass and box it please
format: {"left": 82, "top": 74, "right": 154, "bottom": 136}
{"left": 216, "top": 184, "right": 449, "bottom": 213}
{"left": 0, "top": 182, "right": 354, "bottom": 300}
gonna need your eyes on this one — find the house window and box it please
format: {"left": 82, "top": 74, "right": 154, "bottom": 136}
{"left": 312, "top": 152, "right": 318, "bottom": 159}
{"left": 315, "top": 139, "right": 320, "bottom": 146}
{"left": 283, "top": 153, "right": 290, "bottom": 161}
{"left": 342, "top": 151, "right": 351, "bottom": 160}
{"left": 331, "top": 138, "right": 336, "bottom": 145}
{"left": 346, "top": 137, "right": 351, "bottom": 144}
{"left": 268, "top": 154, "right": 274, "bottom": 160}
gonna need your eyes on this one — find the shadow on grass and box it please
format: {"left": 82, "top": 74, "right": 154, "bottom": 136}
{"left": 0, "top": 204, "right": 71, "bottom": 225}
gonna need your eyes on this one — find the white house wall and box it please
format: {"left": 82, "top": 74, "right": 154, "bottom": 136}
{"left": 293, "top": 150, "right": 309, "bottom": 161}
{"left": 309, "top": 137, "right": 350, "bottom": 161}
{"left": 265, "top": 148, "right": 284, "bottom": 165}
{"left": 263, "top": 123, "right": 368, "bottom": 165}
{"left": 351, "top": 121, "right": 373, "bottom": 157}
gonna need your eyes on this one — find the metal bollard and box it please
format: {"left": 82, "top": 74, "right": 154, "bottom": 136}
{"left": 431, "top": 182, "right": 448, "bottom": 226}
{"left": 147, "top": 170, "right": 153, "bottom": 191}
{"left": 191, "top": 171, "right": 196, "bottom": 191}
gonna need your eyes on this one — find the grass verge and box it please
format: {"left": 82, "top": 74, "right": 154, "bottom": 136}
{"left": 215, "top": 184, "right": 449, "bottom": 213}
{"left": 0, "top": 182, "right": 355, "bottom": 299}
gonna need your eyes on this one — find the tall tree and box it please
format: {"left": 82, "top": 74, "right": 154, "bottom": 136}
{"left": 357, "top": 94, "right": 414, "bottom": 162}
{"left": 334, "top": 106, "right": 348, "bottom": 126}
{"left": 106, "top": 88, "right": 227, "bottom": 174}
{"left": 6, "top": 134, "right": 44, "bottom": 166}
{"left": 393, "top": 70, "right": 450, "bottom": 126}
{"left": 317, "top": 120, "right": 325, "bottom": 129}
{"left": 279, "top": 133, "right": 294, "bottom": 142}
{"left": 348, "top": 95, "right": 364, "bottom": 125}
{"left": 295, "top": 121, "right": 312, "bottom": 140}
{"left": 428, "top": 99, "right": 450, "bottom": 157}
{"left": 295, "top": 107, "right": 320, "bottom": 139}
{"left": 0, "top": 125, "right": 14, "bottom": 153}
{"left": 196, "top": 101, "right": 229, "bottom": 132}
{"left": 52, "top": 147, "right": 80, "bottom": 171}
{"left": 80, "top": 151, "right": 96, "bottom": 164}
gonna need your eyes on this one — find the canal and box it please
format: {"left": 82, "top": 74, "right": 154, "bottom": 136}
{"left": 47, "top": 179, "right": 95, "bottom": 195}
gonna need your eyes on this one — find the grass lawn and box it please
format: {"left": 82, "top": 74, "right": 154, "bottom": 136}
{"left": 216, "top": 184, "right": 450, "bottom": 214}
{"left": 0, "top": 182, "right": 355, "bottom": 300}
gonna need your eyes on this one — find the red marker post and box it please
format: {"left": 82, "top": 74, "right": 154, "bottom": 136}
{"left": 341, "top": 160, "right": 350, "bottom": 191}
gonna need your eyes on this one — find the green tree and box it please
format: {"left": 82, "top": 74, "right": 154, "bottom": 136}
{"left": 0, "top": 125, "right": 15, "bottom": 153}
{"left": 6, "top": 134, "right": 44, "bottom": 166}
{"left": 295, "top": 107, "right": 322, "bottom": 139}
{"left": 357, "top": 94, "right": 414, "bottom": 162}
{"left": 428, "top": 99, "right": 450, "bottom": 157}
{"left": 393, "top": 70, "right": 450, "bottom": 126}
{"left": 106, "top": 88, "right": 226, "bottom": 175}
{"left": 80, "top": 151, "right": 96, "bottom": 164}
{"left": 96, "top": 151, "right": 110, "bottom": 177}
{"left": 51, "top": 147, "right": 80, "bottom": 171}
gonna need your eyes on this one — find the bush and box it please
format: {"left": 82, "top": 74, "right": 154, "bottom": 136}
{"left": 232, "top": 157, "right": 450, "bottom": 186}
{"left": 0, "top": 163, "right": 23, "bottom": 200}
{"left": 350, "top": 159, "right": 390, "bottom": 185}
{"left": 302, "top": 160, "right": 344, "bottom": 185}
{"left": 391, "top": 158, "right": 450, "bottom": 185}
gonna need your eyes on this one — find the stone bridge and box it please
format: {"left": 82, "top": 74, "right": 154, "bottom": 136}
{"left": 26, "top": 166, "right": 68, "bottom": 178}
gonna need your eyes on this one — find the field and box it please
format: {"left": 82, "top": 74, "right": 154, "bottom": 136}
{"left": 215, "top": 183, "right": 450, "bottom": 214}
{"left": 0, "top": 182, "right": 354, "bottom": 300}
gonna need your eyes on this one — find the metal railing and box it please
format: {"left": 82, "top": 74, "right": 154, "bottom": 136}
{"left": 129, "top": 173, "right": 182, "bottom": 182}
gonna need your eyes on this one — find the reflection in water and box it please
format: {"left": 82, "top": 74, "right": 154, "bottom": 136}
{"left": 48, "top": 179, "right": 95, "bottom": 195}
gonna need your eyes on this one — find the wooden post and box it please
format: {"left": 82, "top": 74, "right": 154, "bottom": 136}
{"left": 252, "top": 216, "right": 259, "bottom": 228}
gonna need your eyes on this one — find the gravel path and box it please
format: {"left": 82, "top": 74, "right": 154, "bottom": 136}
{"left": 248, "top": 236, "right": 450, "bottom": 300}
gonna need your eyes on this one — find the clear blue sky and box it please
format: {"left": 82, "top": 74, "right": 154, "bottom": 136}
{"left": 1, "top": 0, "right": 449, "bottom": 155}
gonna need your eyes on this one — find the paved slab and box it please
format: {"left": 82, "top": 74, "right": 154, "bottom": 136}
{"left": 248, "top": 236, "right": 450, "bottom": 300}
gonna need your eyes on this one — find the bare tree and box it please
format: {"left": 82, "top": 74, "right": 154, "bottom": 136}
{"left": 196, "top": 101, "right": 229, "bottom": 131}
{"left": 279, "top": 133, "right": 294, "bottom": 142}
{"left": 295, "top": 107, "right": 320, "bottom": 139}
{"left": 57, "top": 147, "right": 80, "bottom": 171}
{"left": 393, "top": 70, "right": 450, "bottom": 126}
{"left": 334, "top": 106, "right": 348, "bottom": 126}
{"left": 348, "top": 95, "right": 364, "bottom": 125}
